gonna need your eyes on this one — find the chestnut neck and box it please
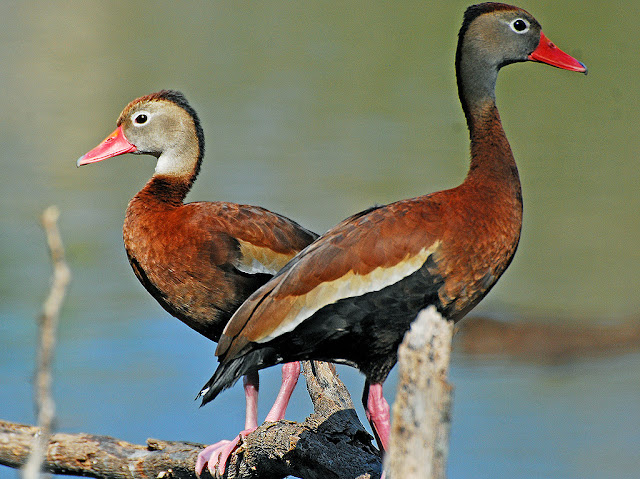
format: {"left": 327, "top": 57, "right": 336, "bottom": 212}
{"left": 135, "top": 120, "right": 203, "bottom": 208}
{"left": 464, "top": 101, "right": 520, "bottom": 190}
{"left": 135, "top": 95, "right": 205, "bottom": 208}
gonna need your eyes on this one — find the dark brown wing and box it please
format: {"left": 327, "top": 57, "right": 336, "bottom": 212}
{"left": 184, "top": 201, "right": 318, "bottom": 275}
{"left": 216, "top": 196, "right": 444, "bottom": 361}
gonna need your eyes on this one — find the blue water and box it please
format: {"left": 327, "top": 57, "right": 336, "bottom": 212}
{"left": 449, "top": 354, "right": 640, "bottom": 478}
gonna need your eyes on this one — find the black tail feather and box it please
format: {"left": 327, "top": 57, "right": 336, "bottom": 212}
{"left": 197, "top": 348, "right": 280, "bottom": 406}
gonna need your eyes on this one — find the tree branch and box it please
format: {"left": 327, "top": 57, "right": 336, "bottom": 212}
{"left": 223, "top": 361, "right": 380, "bottom": 479}
{"left": 1, "top": 362, "right": 381, "bottom": 479}
{"left": 1, "top": 419, "right": 202, "bottom": 479}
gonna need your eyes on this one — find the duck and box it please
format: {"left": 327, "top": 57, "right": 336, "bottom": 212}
{"left": 196, "top": 1, "right": 587, "bottom": 469}
{"left": 76, "top": 90, "right": 318, "bottom": 474}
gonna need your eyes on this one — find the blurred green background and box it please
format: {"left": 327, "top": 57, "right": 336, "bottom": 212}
{"left": 1, "top": 1, "right": 638, "bottom": 478}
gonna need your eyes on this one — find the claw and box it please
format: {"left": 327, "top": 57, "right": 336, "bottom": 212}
{"left": 196, "top": 428, "right": 255, "bottom": 477}
{"left": 196, "top": 439, "right": 230, "bottom": 476}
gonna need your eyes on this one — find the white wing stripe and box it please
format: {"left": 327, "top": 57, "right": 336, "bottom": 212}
{"left": 255, "top": 242, "right": 439, "bottom": 343}
{"left": 236, "top": 240, "right": 292, "bottom": 276}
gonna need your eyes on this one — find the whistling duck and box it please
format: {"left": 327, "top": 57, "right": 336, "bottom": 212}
{"left": 197, "top": 1, "right": 587, "bottom": 463}
{"left": 76, "top": 90, "right": 318, "bottom": 474}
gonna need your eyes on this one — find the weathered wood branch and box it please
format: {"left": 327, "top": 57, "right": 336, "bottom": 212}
{"left": 1, "top": 420, "right": 203, "bottom": 479}
{"left": 1, "top": 361, "right": 381, "bottom": 479}
{"left": 221, "top": 361, "right": 381, "bottom": 479}
{"left": 387, "top": 306, "right": 454, "bottom": 479}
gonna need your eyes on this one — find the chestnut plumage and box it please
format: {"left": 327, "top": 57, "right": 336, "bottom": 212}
{"left": 79, "top": 90, "right": 317, "bottom": 342}
{"left": 77, "top": 90, "right": 318, "bottom": 476}
{"left": 199, "top": 2, "right": 586, "bottom": 454}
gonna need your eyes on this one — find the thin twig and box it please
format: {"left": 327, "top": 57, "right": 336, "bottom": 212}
{"left": 22, "top": 206, "right": 71, "bottom": 479}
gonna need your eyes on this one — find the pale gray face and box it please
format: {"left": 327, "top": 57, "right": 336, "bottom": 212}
{"left": 120, "top": 101, "right": 184, "bottom": 155}
{"left": 120, "top": 100, "right": 200, "bottom": 177}
{"left": 463, "top": 8, "right": 542, "bottom": 70}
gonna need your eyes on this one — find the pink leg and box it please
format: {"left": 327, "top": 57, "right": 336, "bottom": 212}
{"left": 195, "top": 371, "right": 260, "bottom": 476}
{"left": 264, "top": 361, "right": 300, "bottom": 422}
{"left": 364, "top": 382, "right": 391, "bottom": 452}
{"left": 242, "top": 372, "right": 259, "bottom": 430}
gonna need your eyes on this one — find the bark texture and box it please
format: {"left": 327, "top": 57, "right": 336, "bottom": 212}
{"left": 386, "top": 306, "right": 454, "bottom": 479}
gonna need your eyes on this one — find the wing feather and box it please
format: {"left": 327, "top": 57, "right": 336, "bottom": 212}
{"left": 217, "top": 196, "right": 444, "bottom": 361}
{"left": 184, "top": 201, "right": 318, "bottom": 274}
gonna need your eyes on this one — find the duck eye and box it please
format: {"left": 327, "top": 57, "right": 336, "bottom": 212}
{"left": 509, "top": 18, "right": 530, "bottom": 34}
{"left": 133, "top": 112, "right": 149, "bottom": 126}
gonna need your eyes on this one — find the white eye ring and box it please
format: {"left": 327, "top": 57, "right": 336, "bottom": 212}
{"left": 132, "top": 111, "right": 150, "bottom": 127}
{"left": 509, "top": 18, "right": 530, "bottom": 34}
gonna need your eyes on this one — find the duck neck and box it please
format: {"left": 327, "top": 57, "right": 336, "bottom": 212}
{"left": 138, "top": 124, "right": 203, "bottom": 207}
{"left": 153, "top": 139, "right": 202, "bottom": 183}
{"left": 464, "top": 101, "right": 520, "bottom": 190}
{"left": 457, "top": 54, "right": 499, "bottom": 128}
{"left": 456, "top": 48, "right": 519, "bottom": 191}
